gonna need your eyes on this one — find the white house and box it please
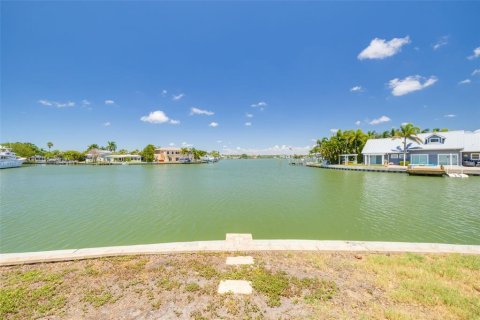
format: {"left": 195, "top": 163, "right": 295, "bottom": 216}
{"left": 362, "top": 130, "right": 480, "bottom": 166}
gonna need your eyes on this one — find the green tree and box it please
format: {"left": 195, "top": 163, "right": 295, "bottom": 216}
{"left": 210, "top": 150, "right": 221, "bottom": 158}
{"left": 141, "top": 144, "right": 156, "bottom": 162}
{"left": 392, "top": 123, "right": 422, "bottom": 166}
{"left": 87, "top": 144, "right": 99, "bottom": 151}
{"left": 47, "top": 142, "right": 53, "bottom": 151}
{"left": 107, "top": 141, "right": 117, "bottom": 152}
{"left": 1, "top": 142, "right": 43, "bottom": 158}
{"left": 118, "top": 149, "right": 128, "bottom": 155}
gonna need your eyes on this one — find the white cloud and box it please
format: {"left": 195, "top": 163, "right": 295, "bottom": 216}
{"left": 190, "top": 107, "right": 214, "bottom": 116}
{"left": 433, "top": 36, "right": 448, "bottom": 50}
{"left": 181, "top": 142, "right": 193, "bottom": 147}
{"left": 245, "top": 122, "right": 252, "bottom": 126}
{"left": 172, "top": 93, "right": 185, "bottom": 101}
{"left": 330, "top": 128, "right": 339, "bottom": 134}
{"left": 209, "top": 122, "right": 219, "bottom": 127}
{"left": 472, "top": 69, "right": 480, "bottom": 76}
{"left": 459, "top": 79, "right": 471, "bottom": 85}
{"left": 105, "top": 100, "right": 115, "bottom": 105}
{"left": 467, "top": 47, "right": 480, "bottom": 60}
{"left": 103, "top": 122, "right": 111, "bottom": 127}
{"left": 140, "top": 110, "right": 179, "bottom": 124}
{"left": 81, "top": 100, "right": 91, "bottom": 106}
{"left": 38, "top": 99, "right": 75, "bottom": 108}
{"left": 369, "top": 115, "right": 391, "bottom": 125}
{"left": 444, "top": 114, "right": 456, "bottom": 118}
{"left": 161, "top": 89, "right": 167, "bottom": 97}
{"left": 245, "top": 113, "right": 253, "bottom": 118}
{"left": 355, "top": 120, "right": 361, "bottom": 126}
{"left": 358, "top": 36, "right": 410, "bottom": 60}
{"left": 251, "top": 101, "right": 267, "bottom": 108}
{"left": 388, "top": 75, "right": 438, "bottom": 96}
{"left": 350, "top": 86, "right": 364, "bottom": 93}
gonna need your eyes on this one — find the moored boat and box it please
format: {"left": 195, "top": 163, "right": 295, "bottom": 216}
{"left": 0, "top": 145, "right": 26, "bottom": 169}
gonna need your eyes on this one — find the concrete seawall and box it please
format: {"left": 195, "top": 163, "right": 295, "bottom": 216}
{"left": 1, "top": 235, "right": 479, "bottom": 266}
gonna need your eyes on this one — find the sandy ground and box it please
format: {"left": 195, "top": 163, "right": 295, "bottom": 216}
{"left": 1, "top": 251, "right": 479, "bottom": 319}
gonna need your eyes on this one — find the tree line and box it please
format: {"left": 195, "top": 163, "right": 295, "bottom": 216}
{"left": 310, "top": 125, "right": 448, "bottom": 164}
{"left": 1, "top": 141, "right": 217, "bottom": 163}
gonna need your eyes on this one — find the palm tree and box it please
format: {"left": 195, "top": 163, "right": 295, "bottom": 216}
{"left": 47, "top": 142, "right": 53, "bottom": 151}
{"left": 87, "top": 144, "right": 99, "bottom": 151}
{"left": 107, "top": 141, "right": 117, "bottom": 152}
{"left": 392, "top": 123, "right": 422, "bottom": 166}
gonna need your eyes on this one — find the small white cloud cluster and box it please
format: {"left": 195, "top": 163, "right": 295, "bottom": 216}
{"left": 190, "top": 107, "right": 214, "bottom": 116}
{"left": 209, "top": 122, "right": 219, "bottom": 127}
{"left": 245, "top": 122, "right": 252, "bottom": 127}
{"left": 433, "top": 36, "right": 448, "bottom": 50}
{"left": 140, "top": 110, "right": 179, "bottom": 125}
{"left": 38, "top": 99, "right": 75, "bottom": 108}
{"left": 467, "top": 47, "right": 480, "bottom": 60}
{"left": 172, "top": 93, "right": 185, "bottom": 101}
{"left": 369, "top": 115, "right": 391, "bottom": 125}
{"left": 458, "top": 79, "right": 471, "bottom": 85}
{"left": 358, "top": 36, "right": 410, "bottom": 60}
{"left": 251, "top": 101, "right": 267, "bottom": 108}
{"left": 388, "top": 75, "right": 437, "bottom": 96}
{"left": 350, "top": 86, "right": 364, "bottom": 93}
{"left": 444, "top": 114, "right": 456, "bottom": 118}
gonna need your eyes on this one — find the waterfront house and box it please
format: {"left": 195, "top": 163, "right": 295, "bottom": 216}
{"left": 104, "top": 154, "right": 142, "bottom": 163}
{"left": 85, "top": 149, "right": 112, "bottom": 163}
{"left": 362, "top": 130, "right": 480, "bottom": 166}
{"left": 154, "top": 147, "right": 194, "bottom": 163}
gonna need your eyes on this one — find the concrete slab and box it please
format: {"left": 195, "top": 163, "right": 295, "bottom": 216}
{"left": 226, "top": 256, "right": 254, "bottom": 265}
{"left": 226, "top": 233, "right": 253, "bottom": 242}
{"left": 218, "top": 280, "right": 252, "bottom": 295}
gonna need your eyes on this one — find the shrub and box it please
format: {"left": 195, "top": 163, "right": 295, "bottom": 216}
{"left": 399, "top": 161, "right": 410, "bottom": 166}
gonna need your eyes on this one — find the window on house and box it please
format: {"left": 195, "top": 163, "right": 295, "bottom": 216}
{"left": 472, "top": 153, "right": 480, "bottom": 160}
{"left": 439, "top": 154, "right": 458, "bottom": 166}
{"left": 391, "top": 154, "right": 399, "bottom": 159}
{"left": 411, "top": 154, "right": 429, "bottom": 165}
{"left": 428, "top": 137, "right": 440, "bottom": 143}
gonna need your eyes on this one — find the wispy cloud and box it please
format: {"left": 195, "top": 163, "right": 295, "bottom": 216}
{"left": 245, "top": 113, "right": 253, "bottom": 118}
{"left": 472, "top": 69, "right": 480, "bottom": 76}
{"left": 355, "top": 120, "right": 361, "bottom": 126}
{"left": 444, "top": 114, "right": 456, "bottom": 118}
{"left": 467, "top": 47, "right": 480, "bottom": 60}
{"left": 350, "top": 86, "right": 364, "bottom": 93}
{"left": 209, "top": 122, "right": 219, "bottom": 127}
{"left": 182, "top": 142, "right": 193, "bottom": 147}
{"left": 172, "top": 93, "right": 185, "bottom": 101}
{"left": 251, "top": 101, "right": 267, "bottom": 108}
{"left": 105, "top": 100, "right": 115, "bottom": 105}
{"left": 369, "top": 115, "right": 391, "bottom": 125}
{"left": 161, "top": 89, "right": 167, "bottom": 97}
{"left": 38, "top": 99, "right": 75, "bottom": 108}
{"left": 358, "top": 36, "right": 410, "bottom": 60}
{"left": 190, "top": 107, "right": 214, "bottom": 116}
{"left": 458, "top": 79, "right": 471, "bottom": 85}
{"left": 245, "top": 122, "right": 252, "bottom": 127}
{"left": 388, "top": 75, "right": 437, "bottom": 96}
{"left": 223, "top": 144, "right": 311, "bottom": 156}
{"left": 433, "top": 36, "right": 448, "bottom": 50}
{"left": 81, "top": 100, "right": 91, "bottom": 106}
{"left": 103, "top": 122, "right": 111, "bottom": 127}
{"left": 140, "top": 110, "right": 179, "bottom": 124}
{"left": 330, "top": 128, "right": 339, "bottom": 134}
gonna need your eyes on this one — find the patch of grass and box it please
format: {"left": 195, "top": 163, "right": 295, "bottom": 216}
{"left": 157, "top": 277, "right": 181, "bottom": 291}
{"left": 0, "top": 285, "right": 66, "bottom": 319}
{"left": 300, "top": 278, "right": 337, "bottom": 303}
{"left": 83, "top": 265, "right": 100, "bottom": 276}
{"left": 83, "top": 289, "right": 114, "bottom": 308}
{"left": 185, "top": 282, "right": 201, "bottom": 292}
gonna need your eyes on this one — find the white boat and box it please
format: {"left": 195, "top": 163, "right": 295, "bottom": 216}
{"left": 0, "top": 145, "right": 26, "bottom": 169}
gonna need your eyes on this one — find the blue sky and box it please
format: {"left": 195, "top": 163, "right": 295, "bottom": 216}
{"left": 1, "top": 1, "right": 479, "bottom": 154}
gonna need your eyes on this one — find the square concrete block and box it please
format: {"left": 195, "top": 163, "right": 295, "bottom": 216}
{"left": 218, "top": 280, "right": 253, "bottom": 295}
{"left": 226, "top": 256, "right": 254, "bottom": 265}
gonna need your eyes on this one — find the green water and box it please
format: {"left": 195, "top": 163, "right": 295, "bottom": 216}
{"left": 1, "top": 159, "right": 479, "bottom": 253}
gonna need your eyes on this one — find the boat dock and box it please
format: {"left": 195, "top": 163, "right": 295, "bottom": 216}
{"left": 306, "top": 163, "right": 480, "bottom": 176}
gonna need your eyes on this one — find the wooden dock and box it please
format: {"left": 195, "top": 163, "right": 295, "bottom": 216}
{"left": 406, "top": 167, "right": 445, "bottom": 177}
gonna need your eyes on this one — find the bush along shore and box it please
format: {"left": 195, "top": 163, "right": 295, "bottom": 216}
{"left": 1, "top": 251, "right": 479, "bottom": 319}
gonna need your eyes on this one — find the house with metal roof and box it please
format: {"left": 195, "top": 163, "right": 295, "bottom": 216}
{"left": 361, "top": 130, "right": 480, "bottom": 167}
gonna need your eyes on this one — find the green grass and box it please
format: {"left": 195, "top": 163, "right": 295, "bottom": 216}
{"left": 83, "top": 289, "right": 114, "bottom": 308}
{"left": 185, "top": 282, "right": 201, "bottom": 292}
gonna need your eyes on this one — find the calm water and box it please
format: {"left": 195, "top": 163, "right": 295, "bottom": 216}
{"left": 1, "top": 160, "right": 479, "bottom": 253}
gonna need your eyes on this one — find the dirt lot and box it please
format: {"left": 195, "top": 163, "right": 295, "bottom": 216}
{"left": 1, "top": 251, "right": 479, "bottom": 319}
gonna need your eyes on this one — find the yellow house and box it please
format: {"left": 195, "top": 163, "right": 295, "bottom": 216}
{"left": 154, "top": 147, "right": 193, "bottom": 163}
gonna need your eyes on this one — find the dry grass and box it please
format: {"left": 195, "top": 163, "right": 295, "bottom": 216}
{"left": 0, "top": 252, "right": 479, "bottom": 319}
